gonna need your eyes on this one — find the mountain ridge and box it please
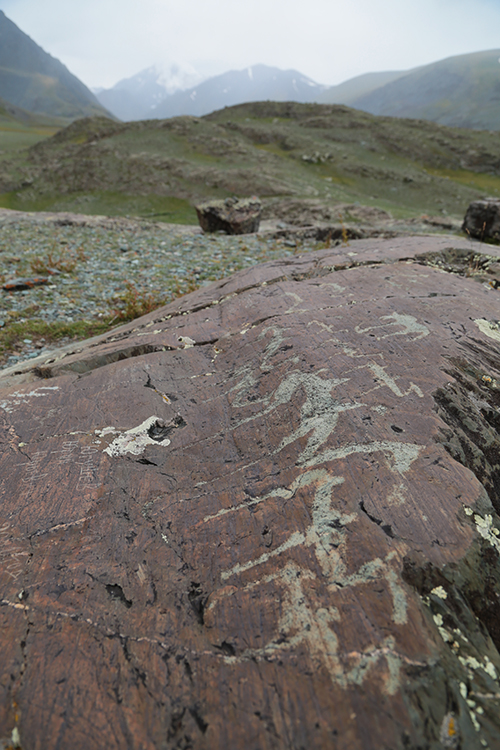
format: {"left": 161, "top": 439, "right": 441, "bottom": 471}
{"left": 96, "top": 64, "right": 328, "bottom": 121}
{"left": 95, "top": 62, "right": 207, "bottom": 122}
{"left": 351, "top": 49, "right": 500, "bottom": 130}
{"left": 0, "top": 10, "right": 112, "bottom": 121}
{"left": 95, "top": 50, "right": 500, "bottom": 131}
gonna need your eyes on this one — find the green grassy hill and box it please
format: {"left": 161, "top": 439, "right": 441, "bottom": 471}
{"left": 0, "top": 101, "right": 499, "bottom": 224}
{"left": 353, "top": 49, "right": 500, "bottom": 131}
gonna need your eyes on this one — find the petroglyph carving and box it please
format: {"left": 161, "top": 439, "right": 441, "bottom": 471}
{"left": 52, "top": 441, "right": 79, "bottom": 465}
{"left": 0, "top": 385, "right": 59, "bottom": 414}
{"left": 203, "top": 309, "right": 429, "bottom": 692}
{"left": 355, "top": 312, "right": 430, "bottom": 340}
{"left": 365, "top": 362, "right": 424, "bottom": 398}
{"left": 77, "top": 446, "right": 99, "bottom": 488}
{"left": 16, "top": 442, "right": 101, "bottom": 491}
{"left": 219, "top": 561, "right": 413, "bottom": 694}
{"left": 282, "top": 291, "right": 308, "bottom": 315}
{"left": 19, "top": 450, "right": 50, "bottom": 487}
{"left": 209, "top": 464, "right": 412, "bottom": 690}
{"left": 0, "top": 523, "right": 28, "bottom": 580}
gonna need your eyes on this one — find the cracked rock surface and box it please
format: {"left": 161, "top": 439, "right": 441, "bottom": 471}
{"left": 1, "top": 235, "right": 500, "bottom": 750}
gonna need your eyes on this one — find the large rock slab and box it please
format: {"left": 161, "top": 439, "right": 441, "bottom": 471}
{"left": 1, "top": 235, "right": 500, "bottom": 750}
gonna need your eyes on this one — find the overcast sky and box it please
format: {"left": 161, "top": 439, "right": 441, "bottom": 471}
{"left": 1, "top": 0, "right": 499, "bottom": 89}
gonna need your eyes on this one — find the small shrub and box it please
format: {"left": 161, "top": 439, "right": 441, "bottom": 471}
{"left": 30, "top": 250, "right": 77, "bottom": 275}
{"left": 29, "top": 243, "right": 87, "bottom": 276}
{"left": 170, "top": 272, "right": 199, "bottom": 300}
{"left": 110, "top": 281, "right": 169, "bottom": 323}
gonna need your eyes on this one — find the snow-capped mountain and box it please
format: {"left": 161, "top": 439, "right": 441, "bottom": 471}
{"left": 95, "top": 64, "right": 327, "bottom": 121}
{"left": 95, "top": 62, "right": 207, "bottom": 122}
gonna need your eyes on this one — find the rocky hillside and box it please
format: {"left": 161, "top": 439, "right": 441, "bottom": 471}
{"left": 0, "top": 10, "right": 112, "bottom": 120}
{"left": 0, "top": 101, "right": 499, "bottom": 225}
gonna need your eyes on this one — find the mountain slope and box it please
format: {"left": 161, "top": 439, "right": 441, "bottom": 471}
{"left": 318, "top": 70, "right": 408, "bottom": 106}
{"left": 352, "top": 49, "right": 500, "bottom": 130}
{"left": 0, "top": 95, "right": 59, "bottom": 126}
{"left": 0, "top": 10, "right": 112, "bottom": 120}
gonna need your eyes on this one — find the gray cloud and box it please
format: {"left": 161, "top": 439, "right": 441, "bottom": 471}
{"left": 1, "top": 0, "right": 499, "bottom": 88}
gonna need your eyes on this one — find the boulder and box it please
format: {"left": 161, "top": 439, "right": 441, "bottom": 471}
{"left": 1, "top": 235, "right": 500, "bottom": 750}
{"left": 462, "top": 198, "right": 500, "bottom": 241}
{"left": 195, "top": 196, "right": 261, "bottom": 234}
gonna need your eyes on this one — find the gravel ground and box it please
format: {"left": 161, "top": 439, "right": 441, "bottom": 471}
{"left": 0, "top": 211, "right": 303, "bottom": 368}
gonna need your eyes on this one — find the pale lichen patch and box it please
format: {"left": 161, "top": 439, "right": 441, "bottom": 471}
{"left": 433, "top": 612, "right": 453, "bottom": 642}
{"left": 430, "top": 585, "right": 448, "bottom": 600}
{"left": 464, "top": 507, "right": 500, "bottom": 553}
{"left": 475, "top": 318, "right": 500, "bottom": 343}
{"left": 103, "top": 416, "right": 171, "bottom": 457}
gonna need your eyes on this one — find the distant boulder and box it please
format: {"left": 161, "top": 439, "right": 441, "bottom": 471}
{"left": 463, "top": 198, "right": 500, "bottom": 241}
{"left": 195, "top": 196, "right": 262, "bottom": 234}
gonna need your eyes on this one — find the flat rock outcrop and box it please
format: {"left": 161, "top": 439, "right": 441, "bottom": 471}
{"left": 1, "top": 235, "right": 500, "bottom": 750}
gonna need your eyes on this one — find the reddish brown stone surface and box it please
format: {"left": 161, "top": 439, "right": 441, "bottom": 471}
{"left": 1, "top": 235, "right": 500, "bottom": 750}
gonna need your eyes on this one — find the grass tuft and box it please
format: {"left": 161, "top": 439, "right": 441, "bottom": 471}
{"left": 29, "top": 246, "right": 87, "bottom": 275}
{"left": 110, "top": 281, "right": 169, "bottom": 323}
{"left": 0, "top": 317, "right": 115, "bottom": 364}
